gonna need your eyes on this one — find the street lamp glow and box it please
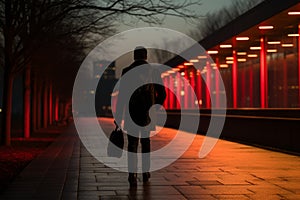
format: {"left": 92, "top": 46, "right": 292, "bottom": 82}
{"left": 236, "top": 37, "right": 249, "bottom": 41}
{"left": 288, "top": 11, "right": 300, "bottom": 15}
{"left": 250, "top": 46, "right": 261, "bottom": 50}
{"left": 268, "top": 41, "right": 281, "bottom": 45}
{"left": 237, "top": 52, "right": 247, "bottom": 55}
{"left": 238, "top": 58, "right": 247, "bottom": 62}
{"left": 198, "top": 55, "right": 207, "bottom": 59}
{"left": 190, "top": 59, "right": 199, "bottom": 63}
{"left": 267, "top": 49, "right": 277, "bottom": 53}
{"left": 288, "top": 33, "right": 299, "bottom": 37}
{"left": 259, "top": 25, "right": 274, "bottom": 29}
{"left": 282, "top": 43, "right": 294, "bottom": 47}
{"left": 207, "top": 50, "right": 218, "bottom": 54}
{"left": 220, "top": 44, "right": 232, "bottom": 48}
{"left": 248, "top": 54, "right": 258, "bottom": 58}
{"left": 183, "top": 62, "right": 193, "bottom": 66}
{"left": 220, "top": 64, "right": 229, "bottom": 68}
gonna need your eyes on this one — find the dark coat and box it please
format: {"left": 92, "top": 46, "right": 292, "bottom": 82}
{"left": 115, "top": 60, "right": 166, "bottom": 132}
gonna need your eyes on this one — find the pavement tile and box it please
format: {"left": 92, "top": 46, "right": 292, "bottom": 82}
{"left": 213, "top": 194, "right": 251, "bottom": 199}
{"left": 2, "top": 118, "right": 300, "bottom": 199}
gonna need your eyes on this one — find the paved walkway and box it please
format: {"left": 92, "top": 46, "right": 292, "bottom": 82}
{"left": 1, "top": 118, "right": 300, "bottom": 200}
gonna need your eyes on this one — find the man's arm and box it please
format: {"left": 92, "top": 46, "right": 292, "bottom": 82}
{"left": 114, "top": 69, "right": 127, "bottom": 126}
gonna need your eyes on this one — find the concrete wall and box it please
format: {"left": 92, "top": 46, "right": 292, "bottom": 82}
{"left": 157, "top": 109, "right": 300, "bottom": 153}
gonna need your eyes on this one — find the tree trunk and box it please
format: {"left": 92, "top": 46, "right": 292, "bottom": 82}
{"left": 1, "top": 72, "right": 14, "bottom": 145}
{"left": 32, "top": 74, "right": 38, "bottom": 132}
{"left": 24, "top": 63, "right": 31, "bottom": 138}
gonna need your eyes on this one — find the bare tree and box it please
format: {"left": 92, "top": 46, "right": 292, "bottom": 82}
{"left": 189, "top": 0, "right": 264, "bottom": 41}
{"left": 0, "top": 0, "right": 202, "bottom": 145}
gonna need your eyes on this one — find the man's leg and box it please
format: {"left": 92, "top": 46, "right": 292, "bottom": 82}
{"left": 141, "top": 131, "right": 150, "bottom": 182}
{"left": 127, "top": 133, "right": 139, "bottom": 186}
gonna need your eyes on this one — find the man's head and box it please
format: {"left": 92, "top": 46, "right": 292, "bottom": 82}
{"left": 134, "top": 46, "right": 147, "bottom": 60}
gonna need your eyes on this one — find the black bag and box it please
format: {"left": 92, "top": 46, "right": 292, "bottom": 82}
{"left": 107, "top": 125, "right": 124, "bottom": 158}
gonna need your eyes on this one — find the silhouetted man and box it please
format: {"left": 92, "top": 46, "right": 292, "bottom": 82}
{"left": 115, "top": 46, "right": 166, "bottom": 187}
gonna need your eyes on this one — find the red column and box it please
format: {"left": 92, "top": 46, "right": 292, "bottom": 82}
{"left": 176, "top": 72, "right": 181, "bottom": 109}
{"left": 232, "top": 50, "right": 238, "bottom": 108}
{"left": 249, "top": 67, "right": 253, "bottom": 107}
{"left": 260, "top": 36, "right": 268, "bottom": 108}
{"left": 190, "top": 70, "right": 195, "bottom": 108}
{"left": 241, "top": 67, "right": 246, "bottom": 107}
{"left": 196, "top": 70, "right": 202, "bottom": 108}
{"left": 43, "top": 81, "right": 48, "bottom": 128}
{"left": 184, "top": 69, "right": 189, "bottom": 109}
{"left": 298, "top": 24, "right": 300, "bottom": 107}
{"left": 215, "top": 58, "right": 220, "bottom": 108}
{"left": 49, "top": 82, "right": 53, "bottom": 125}
{"left": 163, "top": 76, "right": 169, "bottom": 109}
{"left": 283, "top": 55, "right": 288, "bottom": 107}
{"left": 206, "top": 61, "right": 211, "bottom": 108}
{"left": 55, "top": 95, "right": 59, "bottom": 121}
{"left": 37, "top": 83, "right": 42, "bottom": 129}
{"left": 32, "top": 74, "right": 38, "bottom": 132}
{"left": 169, "top": 75, "right": 174, "bottom": 109}
{"left": 24, "top": 63, "right": 30, "bottom": 138}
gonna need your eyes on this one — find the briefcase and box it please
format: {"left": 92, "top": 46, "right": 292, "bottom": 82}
{"left": 107, "top": 126, "right": 124, "bottom": 158}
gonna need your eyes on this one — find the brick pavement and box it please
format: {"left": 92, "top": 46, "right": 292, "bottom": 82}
{"left": 2, "top": 117, "right": 300, "bottom": 199}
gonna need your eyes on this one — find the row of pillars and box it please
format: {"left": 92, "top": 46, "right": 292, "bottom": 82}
{"left": 163, "top": 65, "right": 215, "bottom": 109}
{"left": 23, "top": 70, "right": 68, "bottom": 139}
{"left": 163, "top": 31, "right": 300, "bottom": 109}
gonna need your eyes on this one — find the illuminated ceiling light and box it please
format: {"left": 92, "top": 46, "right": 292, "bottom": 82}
{"left": 288, "top": 11, "right": 300, "bottom": 15}
{"left": 226, "top": 60, "right": 234, "bottom": 64}
{"left": 181, "top": 72, "right": 185, "bottom": 76}
{"left": 259, "top": 25, "right": 274, "bottom": 30}
{"left": 167, "top": 70, "right": 175, "bottom": 74}
{"left": 282, "top": 43, "right": 294, "bottom": 47}
{"left": 172, "top": 68, "right": 180, "bottom": 72}
{"left": 226, "top": 57, "right": 234, "bottom": 60}
{"left": 248, "top": 54, "right": 258, "bottom": 58}
{"left": 288, "top": 33, "right": 299, "bottom": 37}
{"left": 190, "top": 59, "right": 199, "bottom": 63}
{"left": 198, "top": 55, "right": 207, "bottom": 59}
{"left": 237, "top": 58, "right": 247, "bottom": 62}
{"left": 95, "top": 75, "right": 100, "bottom": 79}
{"left": 90, "top": 90, "right": 95, "bottom": 94}
{"left": 211, "top": 63, "right": 217, "bottom": 67}
{"left": 220, "top": 44, "right": 232, "bottom": 48}
{"left": 267, "top": 49, "right": 277, "bottom": 53}
{"left": 207, "top": 50, "right": 218, "bottom": 54}
{"left": 178, "top": 65, "right": 185, "bottom": 69}
{"left": 183, "top": 62, "right": 193, "bottom": 66}
{"left": 250, "top": 46, "right": 261, "bottom": 50}
{"left": 236, "top": 37, "right": 249, "bottom": 41}
{"left": 237, "top": 52, "right": 247, "bottom": 55}
{"left": 267, "top": 41, "right": 281, "bottom": 45}
{"left": 220, "top": 64, "right": 229, "bottom": 68}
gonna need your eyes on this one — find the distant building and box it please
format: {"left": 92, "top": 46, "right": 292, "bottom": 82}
{"left": 94, "top": 60, "right": 118, "bottom": 117}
